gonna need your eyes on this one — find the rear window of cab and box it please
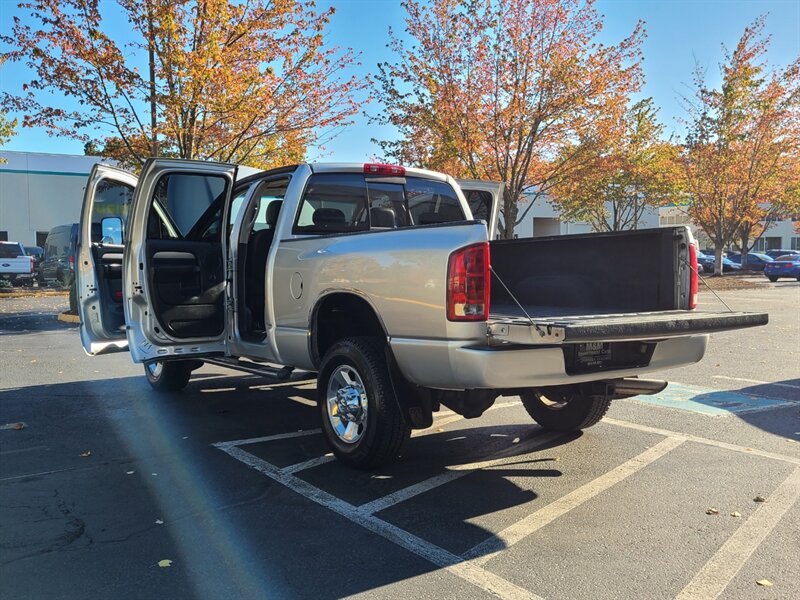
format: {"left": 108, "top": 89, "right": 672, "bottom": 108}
{"left": 293, "top": 173, "right": 466, "bottom": 234}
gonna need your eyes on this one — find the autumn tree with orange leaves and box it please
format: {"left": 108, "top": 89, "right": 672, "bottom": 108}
{"left": 679, "top": 17, "right": 800, "bottom": 274}
{"left": 371, "top": 0, "right": 644, "bottom": 238}
{"left": 549, "top": 98, "right": 678, "bottom": 232}
{"left": 1, "top": 0, "right": 367, "bottom": 169}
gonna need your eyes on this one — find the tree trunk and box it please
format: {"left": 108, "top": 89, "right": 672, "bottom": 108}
{"left": 740, "top": 231, "right": 750, "bottom": 271}
{"left": 503, "top": 188, "right": 518, "bottom": 240}
{"left": 714, "top": 239, "right": 725, "bottom": 276}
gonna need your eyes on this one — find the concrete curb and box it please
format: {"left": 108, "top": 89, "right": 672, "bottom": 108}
{"left": 57, "top": 312, "right": 80, "bottom": 324}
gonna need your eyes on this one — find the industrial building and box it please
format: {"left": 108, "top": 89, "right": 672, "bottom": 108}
{"left": 0, "top": 151, "right": 100, "bottom": 246}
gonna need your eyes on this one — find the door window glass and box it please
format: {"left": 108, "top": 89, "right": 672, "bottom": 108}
{"left": 147, "top": 173, "right": 228, "bottom": 241}
{"left": 92, "top": 179, "right": 134, "bottom": 242}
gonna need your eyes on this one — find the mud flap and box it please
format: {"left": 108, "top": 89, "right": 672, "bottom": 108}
{"left": 384, "top": 346, "right": 434, "bottom": 429}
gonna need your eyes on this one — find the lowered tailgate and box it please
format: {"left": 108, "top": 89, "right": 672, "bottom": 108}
{"left": 487, "top": 310, "right": 769, "bottom": 345}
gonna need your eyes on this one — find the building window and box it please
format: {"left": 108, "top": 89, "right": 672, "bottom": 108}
{"left": 0, "top": 231, "right": 7, "bottom": 242}
{"left": 754, "top": 237, "right": 782, "bottom": 252}
{"left": 791, "top": 237, "right": 800, "bottom": 250}
{"left": 659, "top": 216, "right": 667, "bottom": 225}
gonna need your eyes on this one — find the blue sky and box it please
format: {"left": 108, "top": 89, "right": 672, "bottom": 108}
{"left": 1, "top": 0, "right": 798, "bottom": 162}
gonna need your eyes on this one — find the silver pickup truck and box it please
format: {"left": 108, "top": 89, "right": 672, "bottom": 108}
{"left": 76, "top": 159, "right": 768, "bottom": 468}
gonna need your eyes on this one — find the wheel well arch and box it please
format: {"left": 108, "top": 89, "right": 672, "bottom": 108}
{"left": 310, "top": 292, "right": 387, "bottom": 366}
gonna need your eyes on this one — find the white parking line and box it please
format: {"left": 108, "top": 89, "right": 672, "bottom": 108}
{"left": 217, "top": 443, "right": 542, "bottom": 600}
{"left": 712, "top": 375, "right": 800, "bottom": 391}
{"left": 281, "top": 454, "right": 335, "bottom": 474}
{"left": 216, "top": 428, "right": 321, "bottom": 449}
{"left": 357, "top": 432, "right": 563, "bottom": 515}
{"left": 604, "top": 418, "right": 800, "bottom": 466}
{"left": 463, "top": 436, "right": 685, "bottom": 565}
{"left": 676, "top": 466, "right": 800, "bottom": 600}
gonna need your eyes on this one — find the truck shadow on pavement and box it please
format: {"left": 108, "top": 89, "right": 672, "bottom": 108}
{"left": 732, "top": 379, "right": 800, "bottom": 440}
{"left": 0, "top": 371, "right": 578, "bottom": 599}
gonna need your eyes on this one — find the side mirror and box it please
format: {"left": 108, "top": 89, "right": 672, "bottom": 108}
{"left": 101, "top": 217, "right": 123, "bottom": 245}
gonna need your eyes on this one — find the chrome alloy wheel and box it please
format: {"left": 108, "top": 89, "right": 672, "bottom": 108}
{"left": 146, "top": 361, "right": 163, "bottom": 378}
{"left": 326, "top": 365, "right": 369, "bottom": 444}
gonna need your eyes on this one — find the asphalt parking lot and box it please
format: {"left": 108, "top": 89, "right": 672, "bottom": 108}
{"left": 1, "top": 280, "right": 798, "bottom": 600}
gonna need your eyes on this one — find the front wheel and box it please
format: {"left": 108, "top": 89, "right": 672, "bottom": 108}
{"left": 520, "top": 388, "right": 611, "bottom": 431}
{"left": 144, "top": 360, "right": 192, "bottom": 392}
{"left": 318, "top": 337, "right": 410, "bottom": 470}
{"left": 768, "top": 276, "right": 778, "bottom": 282}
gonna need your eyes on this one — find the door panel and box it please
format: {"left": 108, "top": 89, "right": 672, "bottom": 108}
{"left": 147, "top": 239, "right": 225, "bottom": 338}
{"left": 123, "top": 159, "right": 236, "bottom": 364}
{"left": 76, "top": 164, "right": 138, "bottom": 355}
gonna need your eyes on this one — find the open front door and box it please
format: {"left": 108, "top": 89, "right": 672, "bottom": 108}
{"left": 77, "top": 164, "right": 138, "bottom": 355}
{"left": 457, "top": 179, "right": 505, "bottom": 240}
{"left": 124, "top": 159, "right": 237, "bottom": 364}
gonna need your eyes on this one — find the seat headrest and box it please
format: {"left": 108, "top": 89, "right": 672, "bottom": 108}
{"left": 370, "top": 207, "right": 396, "bottom": 228}
{"left": 265, "top": 200, "right": 283, "bottom": 228}
{"left": 312, "top": 208, "right": 346, "bottom": 226}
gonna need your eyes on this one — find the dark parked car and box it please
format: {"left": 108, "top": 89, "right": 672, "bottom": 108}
{"left": 727, "top": 252, "right": 773, "bottom": 271}
{"left": 696, "top": 251, "right": 740, "bottom": 273}
{"left": 764, "top": 255, "right": 800, "bottom": 282}
{"left": 42, "top": 224, "right": 78, "bottom": 283}
{"left": 23, "top": 246, "right": 44, "bottom": 283}
{"left": 765, "top": 249, "right": 800, "bottom": 260}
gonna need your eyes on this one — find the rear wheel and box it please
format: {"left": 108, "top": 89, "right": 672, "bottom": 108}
{"left": 520, "top": 387, "right": 611, "bottom": 431}
{"left": 144, "top": 360, "right": 192, "bottom": 392}
{"left": 768, "top": 276, "right": 778, "bottom": 282}
{"left": 318, "top": 337, "right": 410, "bottom": 470}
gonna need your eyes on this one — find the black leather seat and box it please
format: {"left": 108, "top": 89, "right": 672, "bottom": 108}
{"left": 245, "top": 200, "right": 283, "bottom": 331}
{"left": 370, "top": 207, "right": 396, "bottom": 228}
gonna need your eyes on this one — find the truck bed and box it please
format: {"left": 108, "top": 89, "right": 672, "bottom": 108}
{"left": 488, "top": 228, "right": 768, "bottom": 345}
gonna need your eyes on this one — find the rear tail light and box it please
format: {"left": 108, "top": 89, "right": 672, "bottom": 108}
{"left": 29, "top": 258, "right": 34, "bottom": 273}
{"left": 69, "top": 255, "right": 75, "bottom": 272}
{"left": 363, "top": 163, "right": 406, "bottom": 176}
{"left": 688, "top": 243, "right": 698, "bottom": 309}
{"left": 113, "top": 290, "right": 123, "bottom": 301}
{"left": 447, "top": 242, "right": 490, "bottom": 321}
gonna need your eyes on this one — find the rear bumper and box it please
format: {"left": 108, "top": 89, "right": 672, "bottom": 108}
{"left": 390, "top": 334, "right": 708, "bottom": 390}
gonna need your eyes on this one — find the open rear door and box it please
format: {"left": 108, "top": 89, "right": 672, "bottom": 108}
{"left": 457, "top": 179, "right": 504, "bottom": 240}
{"left": 123, "top": 159, "right": 237, "bottom": 364}
{"left": 77, "top": 164, "right": 138, "bottom": 355}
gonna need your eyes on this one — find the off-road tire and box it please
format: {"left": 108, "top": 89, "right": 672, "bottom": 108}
{"left": 520, "top": 389, "right": 611, "bottom": 431}
{"left": 318, "top": 337, "right": 410, "bottom": 470}
{"left": 144, "top": 360, "right": 192, "bottom": 392}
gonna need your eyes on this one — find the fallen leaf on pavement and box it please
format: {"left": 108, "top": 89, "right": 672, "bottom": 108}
{"left": 80, "top": 451, "right": 92, "bottom": 457}
{"left": 155, "top": 519, "right": 164, "bottom": 525}
{"left": 730, "top": 511, "right": 741, "bottom": 518}
{"left": 0, "top": 422, "right": 27, "bottom": 430}
{"left": 756, "top": 579, "right": 773, "bottom": 587}
{"left": 706, "top": 508, "right": 719, "bottom": 515}
{"left": 436, "top": 428, "right": 443, "bottom": 432}
{"left": 754, "top": 495, "right": 767, "bottom": 503}
{"left": 158, "top": 559, "right": 172, "bottom": 568}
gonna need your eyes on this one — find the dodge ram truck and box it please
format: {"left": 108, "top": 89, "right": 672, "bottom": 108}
{"left": 76, "top": 159, "right": 768, "bottom": 468}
